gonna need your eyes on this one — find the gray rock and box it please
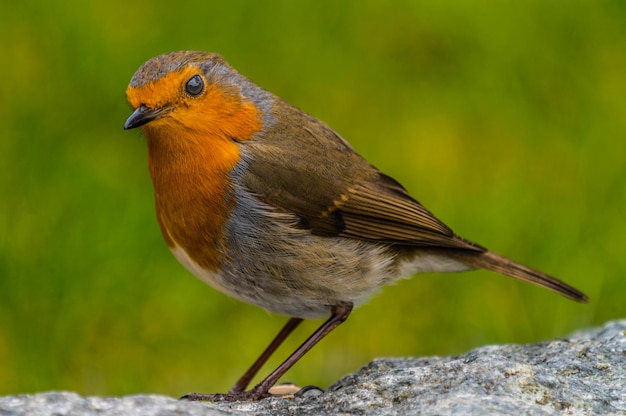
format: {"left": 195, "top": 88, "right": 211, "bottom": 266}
{"left": 1, "top": 320, "right": 624, "bottom": 416}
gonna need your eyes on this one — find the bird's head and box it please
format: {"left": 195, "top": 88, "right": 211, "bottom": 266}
{"left": 124, "top": 51, "right": 264, "bottom": 141}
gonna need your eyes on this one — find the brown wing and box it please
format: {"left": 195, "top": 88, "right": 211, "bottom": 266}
{"left": 240, "top": 103, "right": 482, "bottom": 252}
{"left": 335, "top": 173, "right": 482, "bottom": 250}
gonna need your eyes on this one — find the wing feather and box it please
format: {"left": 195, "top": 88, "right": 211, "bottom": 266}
{"left": 240, "top": 105, "right": 481, "bottom": 252}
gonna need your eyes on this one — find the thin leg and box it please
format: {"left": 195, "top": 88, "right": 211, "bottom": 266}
{"left": 229, "top": 317, "right": 303, "bottom": 393}
{"left": 248, "top": 302, "right": 352, "bottom": 399}
{"left": 183, "top": 301, "right": 353, "bottom": 402}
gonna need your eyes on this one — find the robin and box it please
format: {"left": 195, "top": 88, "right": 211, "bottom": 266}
{"left": 123, "top": 50, "right": 587, "bottom": 402}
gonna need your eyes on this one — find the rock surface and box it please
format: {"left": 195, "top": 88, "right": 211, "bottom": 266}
{"left": 1, "top": 320, "right": 625, "bottom": 416}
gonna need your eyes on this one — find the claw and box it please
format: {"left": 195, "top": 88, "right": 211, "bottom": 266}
{"left": 180, "top": 390, "right": 270, "bottom": 402}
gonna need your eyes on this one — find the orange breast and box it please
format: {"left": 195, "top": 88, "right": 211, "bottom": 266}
{"left": 146, "top": 129, "right": 240, "bottom": 271}
{"left": 128, "top": 69, "right": 264, "bottom": 271}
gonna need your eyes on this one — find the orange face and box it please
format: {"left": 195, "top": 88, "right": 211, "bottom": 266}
{"left": 125, "top": 65, "right": 263, "bottom": 143}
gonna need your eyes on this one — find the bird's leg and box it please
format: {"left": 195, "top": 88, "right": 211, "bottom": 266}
{"left": 230, "top": 317, "right": 303, "bottom": 393}
{"left": 181, "top": 317, "right": 302, "bottom": 401}
{"left": 247, "top": 302, "right": 353, "bottom": 399}
{"left": 182, "top": 301, "right": 353, "bottom": 402}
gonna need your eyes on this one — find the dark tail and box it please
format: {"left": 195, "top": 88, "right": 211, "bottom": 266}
{"left": 449, "top": 249, "right": 588, "bottom": 303}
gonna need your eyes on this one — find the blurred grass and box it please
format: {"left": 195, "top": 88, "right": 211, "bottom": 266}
{"left": 1, "top": 0, "right": 625, "bottom": 397}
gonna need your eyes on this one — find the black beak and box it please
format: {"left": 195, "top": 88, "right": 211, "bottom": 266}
{"left": 124, "top": 105, "right": 168, "bottom": 130}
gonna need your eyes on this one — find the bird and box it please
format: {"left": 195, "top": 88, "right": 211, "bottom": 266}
{"left": 123, "top": 50, "right": 587, "bottom": 402}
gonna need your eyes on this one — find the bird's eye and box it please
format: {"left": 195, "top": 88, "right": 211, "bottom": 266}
{"left": 185, "top": 75, "right": 204, "bottom": 97}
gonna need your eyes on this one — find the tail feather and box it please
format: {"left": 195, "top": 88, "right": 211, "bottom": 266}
{"left": 449, "top": 250, "right": 588, "bottom": 303}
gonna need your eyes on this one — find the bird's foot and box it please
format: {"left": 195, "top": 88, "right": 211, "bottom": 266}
{"left": 181, "top": 390, "right": 268, "bottom": 402}
{"left": 180, "top": 383, "right": 324, "bottom": 402}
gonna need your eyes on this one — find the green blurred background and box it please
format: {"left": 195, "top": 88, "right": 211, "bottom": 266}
{"left": 1, "top": 0, "right": 624, "bottom": 397}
